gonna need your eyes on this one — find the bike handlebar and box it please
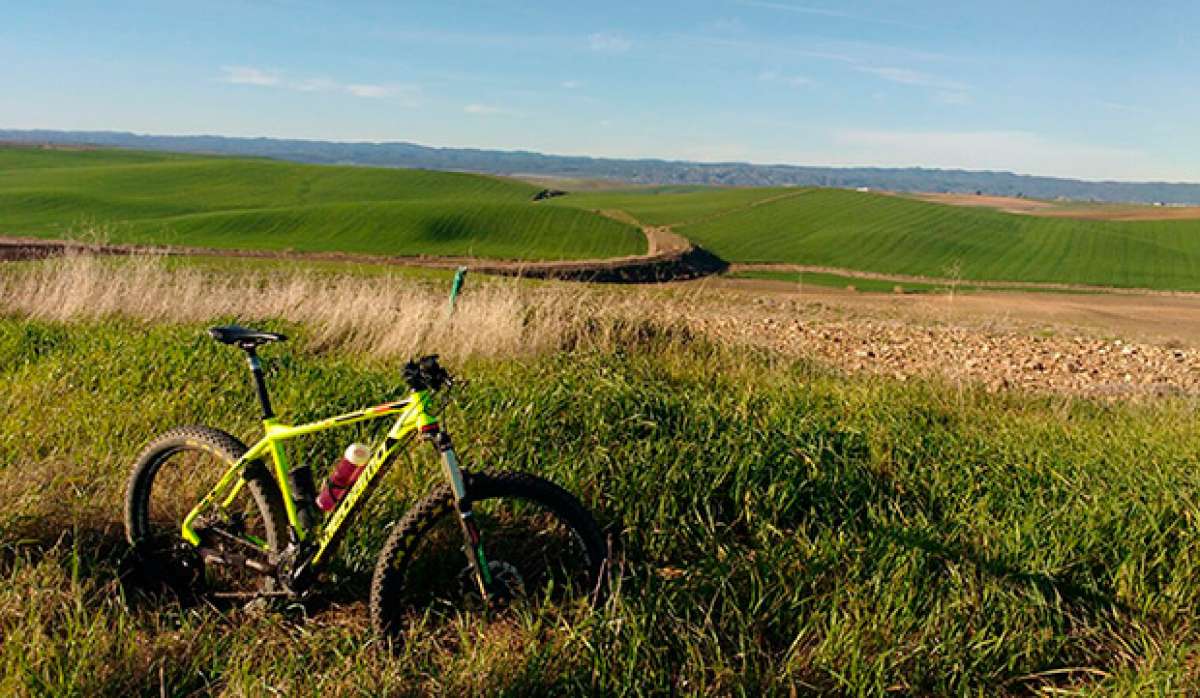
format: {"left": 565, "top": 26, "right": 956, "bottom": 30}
{"left": 403, "top": 355, "right": 451, "bottom": 392}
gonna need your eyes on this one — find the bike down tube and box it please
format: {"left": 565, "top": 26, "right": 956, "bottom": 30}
{"left": 310, "top": 395, "right": 430, "bottom": 564}
{"left": 309, "top": 434, "right": 410, "bottom": 565}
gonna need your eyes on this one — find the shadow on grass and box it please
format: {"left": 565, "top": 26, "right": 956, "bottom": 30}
{"left": 0, "top": 517, "right": 218, "bottom": 611}
{"left": 880, "top": 524, "right": 1129, "bottom": 614}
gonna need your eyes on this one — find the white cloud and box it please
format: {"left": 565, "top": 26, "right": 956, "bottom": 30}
{"left": 737, "top": 1, "right": 923, "bottom": 29}
{"left": 292, "top": 77, "right": 339, "bottom": 93}
{"left": 703, "top": 17, "right": 747, "bottom": 34}
{"left": 346, "top": 84, "right": 394, "bottom": 98}
{"left": 827, "top": 129, "right": 1183, "bottom": 181}
{"left": 1094, "top": 98, "right": 1152, "bottom": 115}
{"left": 221, "top": 66, "right": 280, "bottom": 86}
{"left": 856, "top": 66, "right": 967, "bottom": 91}
{"left": 219, "top": 66, "right": 417, "bottom": 102}
{"left": 935, "top": 91, "right": 972, "bottom": 106}
{"left": 589, "top": 33, "right": 632, "bottom": 53}
{"left": 561, "top": 80, "right": 583, "bottom": 89}
{"left": 464, "top": 103, "right": 518, "bottom": 116}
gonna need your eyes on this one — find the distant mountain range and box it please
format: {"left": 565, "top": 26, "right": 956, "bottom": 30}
{"left": 4, "top": 128, "right": 1199, "bottom": 204}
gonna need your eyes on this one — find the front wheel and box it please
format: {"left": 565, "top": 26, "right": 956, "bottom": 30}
{"left": 369, "top": 471, "right": 608, "bottom": 638}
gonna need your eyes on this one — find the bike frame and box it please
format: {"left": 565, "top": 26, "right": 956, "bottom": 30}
{"left": 180, "top": 387, "right": 464, "bottom": 572}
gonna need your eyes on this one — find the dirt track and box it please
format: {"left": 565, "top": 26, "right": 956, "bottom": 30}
{"left": 678, "top": 280, "right": 1200, "bottom": 399}
{"left": 6, "top": 233, "right": 1199, "bottom": 348}
{"left": 728, "top": 262, "right": 1200, "bottom": 297}
{"left": 0, "top": 227, "right": 721, "bottom": 283}
{"left": 696, "top": 276, "right": 1200, "bottom": 346}
{"left": 0, "top": 201, "right": 711, "bottom": 282}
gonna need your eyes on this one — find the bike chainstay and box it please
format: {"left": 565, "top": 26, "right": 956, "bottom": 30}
{"left": 194, "top": 518, "right": 275, "bottom": 576}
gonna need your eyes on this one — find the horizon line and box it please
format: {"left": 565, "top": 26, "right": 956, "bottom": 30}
{"left": 2, "top": 126, "right": 1198, "bottom": 187}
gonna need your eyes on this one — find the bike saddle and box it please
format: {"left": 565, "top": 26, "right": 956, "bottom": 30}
{"left": 207, "top": 325, "right": 287, "bottom": 348}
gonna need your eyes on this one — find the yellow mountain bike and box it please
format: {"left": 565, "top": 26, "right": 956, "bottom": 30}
{"left": 124, "top": 325, "right": 607, "bottom": 637}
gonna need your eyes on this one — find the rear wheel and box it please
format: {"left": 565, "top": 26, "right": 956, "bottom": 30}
{"left": 124, "top": 426, "right": 286, "bottom": 601}
{"left": 370, "top": 471, "right": 608, "bottom": 639}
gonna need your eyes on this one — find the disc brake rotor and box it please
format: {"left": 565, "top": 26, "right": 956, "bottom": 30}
{"left": 460, "top": 560, "right": 525, "bottom": 610}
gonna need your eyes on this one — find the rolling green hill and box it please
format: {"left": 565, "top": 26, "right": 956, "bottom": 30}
{"left": 559, "top": 184, "right": 1200, "bottom": 291}
{"left": 0, "top": 147, "right": 644, "bottom": 260}
{"left": 11, "top": 145, "right": 1200, "bottom": 290}
{"left": 679, "top": 189, "right": 1200, "bottom": 290}
{"left": 552, "top": 185, "right": 796, "bottom": 226}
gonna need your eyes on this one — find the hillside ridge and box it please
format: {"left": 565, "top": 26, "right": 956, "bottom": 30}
{"left": 4, "top": 129, "right": 1199, "bottom": 205}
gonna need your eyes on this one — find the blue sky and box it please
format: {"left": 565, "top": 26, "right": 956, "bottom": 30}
{"left": 2, "top": 1, "right": 1197, "bottom": 181}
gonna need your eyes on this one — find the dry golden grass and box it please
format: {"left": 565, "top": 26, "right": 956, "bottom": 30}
{"left": 5, "top": 252, "right": 1199, "bottom": 400}
{"left": 0, "top": 253, "right": 682, "bottom": 361}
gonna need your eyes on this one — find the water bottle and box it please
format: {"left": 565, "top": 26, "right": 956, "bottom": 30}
{"left": 316, "top": 443, "right": 371, "bottom": 512}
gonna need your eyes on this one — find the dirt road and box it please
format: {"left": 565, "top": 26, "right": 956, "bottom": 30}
{"left": 699, "top": 276, "right": 1200, "bottom": 346}
{"left": 0, "top": 224, "right": 714, "bottom": 282}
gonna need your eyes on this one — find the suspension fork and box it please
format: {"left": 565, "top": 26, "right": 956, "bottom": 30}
{"left": 426, "top": 428, "right": 494, "bottom": 598}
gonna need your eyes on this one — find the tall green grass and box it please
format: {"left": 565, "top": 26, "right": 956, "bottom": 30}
{"left": 3, "top": 317, "right": 1200, "bottom": 694}
{"left": 0, "top": 148, "right": 644, "bottom": 260}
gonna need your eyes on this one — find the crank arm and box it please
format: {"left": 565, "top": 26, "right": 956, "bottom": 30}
{"left": 196, "top": 546, "right": 275, "bottom": 575}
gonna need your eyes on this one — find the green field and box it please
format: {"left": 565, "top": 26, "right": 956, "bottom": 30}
{"left": 729, "top": 269, "right": 1092, "bottom": 295}
{"left": 730, "top": 268, "right": 951, "bottom": 293}
{"left": 0, "top": 147, "right": 644, "bottom": 260}
{"left": 681, "top": 189, "right": 1200, "bottom": 289}
{"left": 3, "top": 313, "right": 1200, "bottom": 694}
{"left": 553, "top": 185, "right": 797, "bottom": 226}
{"left": 558, "top": 185, "right": 1200, "bottom": 291}
{"left": 10, "top": 145, "right": 1200, "bottom": 290}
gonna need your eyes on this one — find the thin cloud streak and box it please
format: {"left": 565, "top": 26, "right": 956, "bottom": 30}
{"left": 673, "top": 33, "right": 857, "bottom": 63}
{"left": 589, "top": 32, "right": 632, "bottom": 53}
{"left": 758, "top": 70, "right": 813, "bottom": 87}
{"left": 221, "top": 66, "right": 280, "bottom": 86}
{"left": 737, "top": 0, "right": 926, "bottom": 30}
{"left": 673, "top": 35, "right": 968, "bottom": 94}
{"left": 1094, "top": 98, "right": 1153, "bottom": 115}
{"left": 856, "top": 65, "right": 967, "bottom": 91}
{"left": 220, "top": 66, "right": 417, "bottom": 101}
{"left": 464, "top": 103, "right": 521, "bottom": 117}
{"left": 346, "top": 84, "right": 396, "bottom": 98}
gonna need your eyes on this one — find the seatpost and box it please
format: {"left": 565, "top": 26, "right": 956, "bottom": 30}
{"left": 243, "top": 346, "right": 275, "bottom": 419}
